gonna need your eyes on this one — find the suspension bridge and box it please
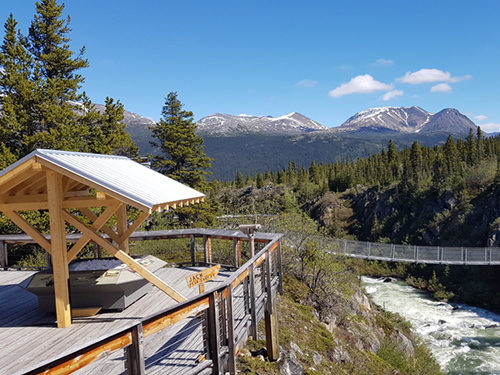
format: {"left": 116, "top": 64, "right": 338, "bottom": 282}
{"left": 331, "top": 239, "right": 500, "bottom": 266}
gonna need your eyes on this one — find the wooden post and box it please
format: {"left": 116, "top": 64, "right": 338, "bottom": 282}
{"left": 47, "top": 171, "right": 72, "bottom": 328}
{"left": 116, "top": 203, "right": 130, "bottom": 254}
{"left": 233, "top": 238, "right": 241, "bottom": 268}
{"left": 124, "top": 323, "right": 146, "bottom": 375}
{"left": 0, "top": 240, "right": 5, "bottom": 269}
{"left": 207, "top": 292, "right": 221, "bottom": 373}
{"left": 190, "top": 235, "right": 196, "bottom": 266}
{"left": 225, "top": 286, "right": 236, "bottom": 374}
{"left": 264, "top": 250, "right": 279, "bottom": 360}
{"left": 93, "top": 242, "right": 101, "bottom": 258}
{"left": 203, "top": 235, "right": 212, "bottom": 264}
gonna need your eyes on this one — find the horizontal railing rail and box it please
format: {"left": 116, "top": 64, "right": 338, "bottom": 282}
{"left": 13, "top": 229, "right": 282, "bottom": 375}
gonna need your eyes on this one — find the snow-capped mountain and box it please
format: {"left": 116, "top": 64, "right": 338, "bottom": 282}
{"left": 196, "top": 112, "right": 327, "bottom": 136}
{"left": 334, "top": 106, "right": 477, "bottom": 134}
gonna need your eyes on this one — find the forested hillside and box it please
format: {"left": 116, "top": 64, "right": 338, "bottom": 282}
{"left": 220, "top": 127, "right": 500, "bottom": 247}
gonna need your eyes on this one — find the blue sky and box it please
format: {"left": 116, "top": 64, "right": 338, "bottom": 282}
{"left": 2, "top": 1, "right": 500, "bottom": 131}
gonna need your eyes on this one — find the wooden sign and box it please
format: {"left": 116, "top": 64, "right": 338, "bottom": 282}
{"left": 186, "top": 265, "right": 221, "bottom": 290}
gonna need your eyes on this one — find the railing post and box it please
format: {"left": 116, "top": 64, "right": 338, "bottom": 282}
{"left": 124, "top": 323, "right": 146, "bottom": 375}
{"left": 225, "top": 286, "right": 236, "bottom": 374}
{"left": 277, "top": 241, "right": 283, "bottom": 295}
{"left": 485, "top": 247, "right": 488, "bottom": 263}
{"left": 207, "top": 292, "right": 221, "bottom": 374}
{"left": 233, "top": 237, "right": 241, "bottom": 268}
{"left": 461, "top": 247, "right": 464, "bottom": 263}
{"left": 190, "top": 235, "right": 196, "bottom": 266}
{"left": 264, "top": 249, "right": 279, "bottom": 360}
{"left": 249, "top": 263, "right": 257, "bottom": 339}
{"left": 367, "top": 242, "right": 371, "bottom": 258}
{"left": 465, "top": 248, "right": 468, "bottom": 265}
{"left": 0, "top": 241, "right": 6, "bottom": 269}
{"left": 343, "top": 240, "right": 347, "bottom": 254}
{"left": 204, "top": 235, "right": 212, "bottom": 264}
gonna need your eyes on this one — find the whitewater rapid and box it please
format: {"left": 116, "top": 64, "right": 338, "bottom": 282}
{"left": 362, "top": 276, "right": 500, "bottom": 375}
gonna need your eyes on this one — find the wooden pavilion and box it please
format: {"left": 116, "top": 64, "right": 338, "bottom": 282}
{"left": 0, "top": 149, "right": 205, "bottom": 328}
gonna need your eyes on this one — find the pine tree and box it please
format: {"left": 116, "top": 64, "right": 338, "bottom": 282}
{"left": 150, "top": 92, "right": 212, "bottom": 189}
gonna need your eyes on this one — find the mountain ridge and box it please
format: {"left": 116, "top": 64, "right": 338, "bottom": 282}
{"left": 196, "top": 112, "right": 327, "bottom": 136}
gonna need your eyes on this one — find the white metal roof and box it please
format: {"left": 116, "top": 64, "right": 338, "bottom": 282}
{"left": 0, "top": 149, "right": 205, "bottom": 212}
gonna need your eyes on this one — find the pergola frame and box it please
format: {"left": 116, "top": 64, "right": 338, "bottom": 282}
{"left": 0, "top": 150, "right": 205, "bottom": 328}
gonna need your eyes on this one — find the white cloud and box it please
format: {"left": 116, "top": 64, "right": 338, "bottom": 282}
{"left": 373, "top": 58, "right": 394, "bottom": 66}
{"left": 430, "top": 83, "right": 452, "bottom": 92}
{"left": 382, "top": 90, "right": 404, "bottom": 101}
{"left": 397, "top": 69, "right": 451, "bottom": 84}
{"left": 294, "top": 79, "right": 317, "bottom": 88}
{"left": 477, "top": 122, "right": 500, "bottom": 133}
{"left": 475, "top": 115, "right": 489, "bottom": 122}
{"left": 449, "top": 74, "right": 473, "bottom": 83}
{"left": 329, "top": 74, "right": 394, "bottom": 98}
{"left": 397, "top": 68, "right": 472, "bottom": 85}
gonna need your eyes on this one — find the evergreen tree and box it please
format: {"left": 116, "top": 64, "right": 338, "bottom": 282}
{"left": 0, "top": 1, "right": 137, "bottom": 160}
{"left": 150, "top": 92, "right": 212, "bottom": 189}
{"left": 83, "top": 97, "right": 138, "bottom": 157}
{"left": 235, "top": 170, "right": 245, "bottom": 188}
{"left": 256, "top": 172, "right": 265, "bottom": 188}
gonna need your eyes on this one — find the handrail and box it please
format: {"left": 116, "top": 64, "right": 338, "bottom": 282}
{"left": 15, "top": 229, "right": 283, "bottom": 375}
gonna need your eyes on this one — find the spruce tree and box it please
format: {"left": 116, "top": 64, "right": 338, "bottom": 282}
{"left": 235, "top": 170, "right": 245, "bottom": 188}
{"left": 150, "top": 92, "right": 212, "bottom": 189}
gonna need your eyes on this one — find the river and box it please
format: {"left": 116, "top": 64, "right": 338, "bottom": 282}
{"left": 362, "top": 276, "right": 500, "bottom": 375}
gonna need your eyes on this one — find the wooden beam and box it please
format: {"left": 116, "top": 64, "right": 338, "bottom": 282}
{"left": 79, "top": 207, "right": 121, "bottom": 244}
{"left": 5, "top": 171, "right": 45, "bottom": 196}
{"left": 116, "top": 203, "right": 129, "bottom": 254}
{"left": 67, "top": 204, "right": 121, "bottom": 262}
{"left": 47, "top": 171, "right": 72, "bottom": 328}
{"left": 62, "top": 210, "right": 187, "bottom": 303}
{"left": 0, "top": 195, "right": 121, "bottom": 212}
{"left": 118, "top": 211, "right": 150, "bottom": 243}
{"left": 0, "top": 159, "right": 35, "bottom": 192}
{"left": 2, "top": 211, "right": 52, "bottom": 254}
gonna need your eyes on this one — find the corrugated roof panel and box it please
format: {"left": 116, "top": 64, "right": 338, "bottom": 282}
{"left": 0, "top": 149, "right": 205, "bottom": 210}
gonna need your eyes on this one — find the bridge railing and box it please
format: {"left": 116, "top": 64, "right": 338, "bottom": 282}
{"left": 331, "top": 239, "right": 500, "bottom": 265}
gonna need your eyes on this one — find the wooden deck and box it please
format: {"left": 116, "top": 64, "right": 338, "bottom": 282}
{"left": 0, "top": 266, "right": 234, "bottom": 375}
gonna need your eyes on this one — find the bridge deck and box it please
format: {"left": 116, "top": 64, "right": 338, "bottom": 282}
{"left": 0, "top": 266, "right": 234, "bottom": 375}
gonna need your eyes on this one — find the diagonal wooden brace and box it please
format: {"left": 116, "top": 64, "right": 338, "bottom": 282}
{"left": 3, "top": 210, "right": 52, "bottom": 254}
{"left": 62, "top": 210, "right": 187, "bottom": 303}
{"left": 67, "top": 203, "right": 122, "bottom": 262}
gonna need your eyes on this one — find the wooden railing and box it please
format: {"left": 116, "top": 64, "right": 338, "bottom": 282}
{"left": 14, "top": 229, "right": 283, "bottom": 375}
